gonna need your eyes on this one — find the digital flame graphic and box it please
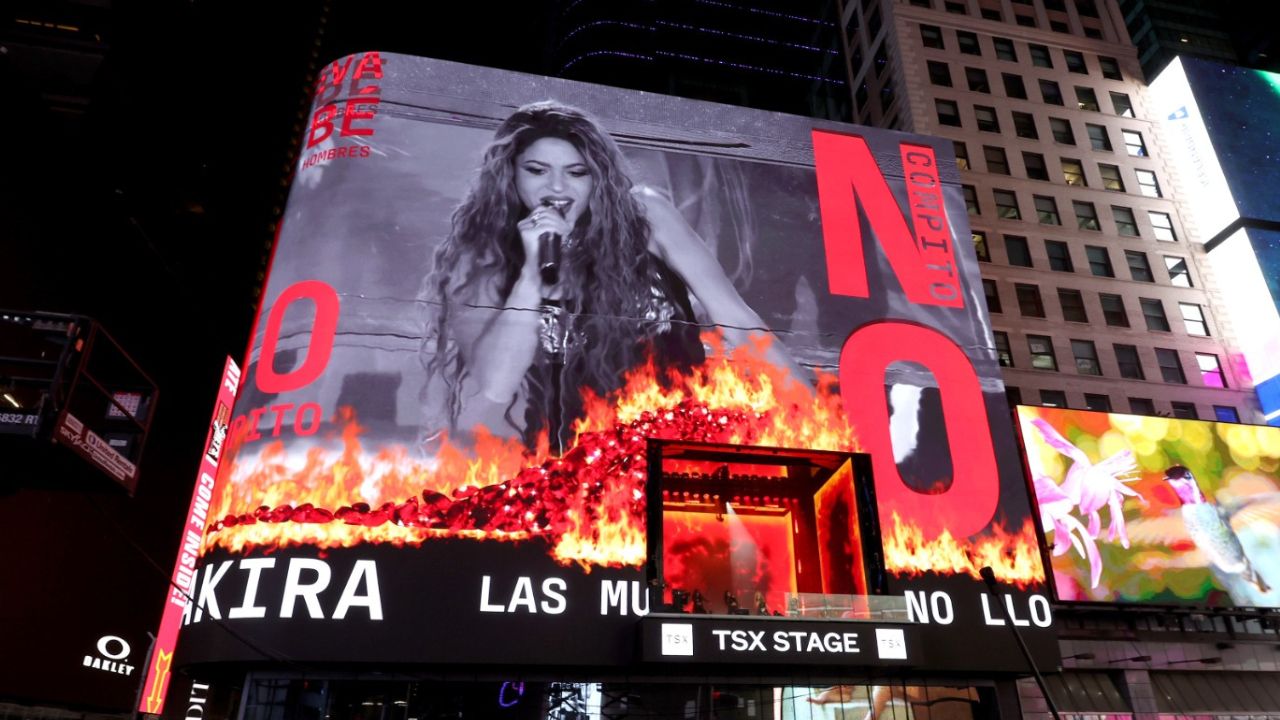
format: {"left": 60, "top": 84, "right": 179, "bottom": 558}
{"left": 202, "top": 339, "right": 1043, "bottom": 583}
{"left": 882, "top": 513, "right": 1044, "bottom": 587}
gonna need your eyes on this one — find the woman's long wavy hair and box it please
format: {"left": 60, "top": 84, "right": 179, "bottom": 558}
{"left": 421, "top": 101, "right": 670, "bottom": 437}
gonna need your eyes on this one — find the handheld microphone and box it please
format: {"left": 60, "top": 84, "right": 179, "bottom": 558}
{"left": 537, "top": 199, "right": 571, "bottom": 286}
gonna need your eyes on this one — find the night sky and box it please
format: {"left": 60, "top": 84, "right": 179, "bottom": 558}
{"left": 0, "top": 1, "right": 552, "bottom": 710}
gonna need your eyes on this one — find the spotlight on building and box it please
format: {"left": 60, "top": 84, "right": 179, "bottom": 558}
{"left": 1107, "top": 655, "right": 1153, "bottom": 664}
{"left": 1165, "top": 657, "right": 1221, "bottom": 666}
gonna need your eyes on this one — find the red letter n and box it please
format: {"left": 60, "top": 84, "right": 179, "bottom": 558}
{"left": 812, "top": 130, "right": 962, "bottom": 308}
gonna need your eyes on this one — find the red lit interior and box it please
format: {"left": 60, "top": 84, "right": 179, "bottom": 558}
{"left": 657, "top": 444, "right": 874, "bottom": 616}
{"left": 663, "top": 459, "right": 788, "bottom": 478}
{"left": 662, "top": 509, "right": 797, "bottom": 614}
{"left": 814, "top": 462, "right": 868, "bottom": 597}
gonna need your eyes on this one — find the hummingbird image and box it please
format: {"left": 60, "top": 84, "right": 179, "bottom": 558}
{"left": 1163, "top": 465, "right": 1271, "bottom": 594}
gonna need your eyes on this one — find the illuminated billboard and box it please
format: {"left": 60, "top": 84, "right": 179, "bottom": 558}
{"left": 1151, "top": 58, "right": 1280, "bottom": 424}
{"left": 139, "top": 357, "right": 240, "bottom": 714}
{"left": 1019, "top": 405, "right": 1280, "bottom": 607}
{"left": 177, "top": 53, "right": 1053, "bottom": 673}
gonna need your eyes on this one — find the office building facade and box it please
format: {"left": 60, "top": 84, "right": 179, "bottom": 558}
{"left": 839, "top": 0, "right": 1259, "bottom": 424}
{"left": 837, "top": 2, "right": 1280, "bottom": 717}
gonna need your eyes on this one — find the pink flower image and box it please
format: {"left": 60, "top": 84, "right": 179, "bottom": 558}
{"left": 1028, "top": 417, "right": 1144, "bottom": 588}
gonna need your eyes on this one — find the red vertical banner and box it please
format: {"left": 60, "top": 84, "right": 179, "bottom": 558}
{"left": 138, "top": 357, "right": 241, "bottom": 714}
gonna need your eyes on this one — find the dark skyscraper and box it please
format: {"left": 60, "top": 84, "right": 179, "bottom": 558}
{"left": 551, "top": 0, "right": 851, "bottom": 120}
{"left": 1118, "top": 0, "right": 1279, "bottom": 80}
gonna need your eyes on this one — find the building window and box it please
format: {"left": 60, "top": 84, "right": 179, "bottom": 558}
{"left": 953, "top": 141, "right": 970, "bottom": 170}
{"left": 1113, "top": 206, "right": 1139, "bottom": 236}
{"left": 973, "top": 230, "right": 991, "bottom": 261}
{"left": 975, "top": 105, "right": 1000, "bottom": 132}
{"left": 921, "top": 24, "right": 945, "bottom": 49}
{"left": 1005, "top": 235, "right": 1032, "bottom": 266}
{"left": 1072, "top": 339, "right": 1102, "bottom": 375}
{"left": 928, "top": 60, "right": 953, "bottom": 86}
{"left": 1126, "top": 250, "right": 1154, "bottom": 281}
{"left": 981, "top": 6, "right": 1002, "bottom": 20}
{"left": 1075, "top": 86, "right": 1100, "bottom": 111}
{"left": 1002, "top": 73, "right": 1028, "bottom": 99}
{"left": 873, "top": 41, "right": 889, "bottom": 76}
{"left": 1046, "top": 240, "right": 1074, "bottom": 272}
{"left": 1023, "top": 151, "right": 1049, "bottom": 180}
{"left": 1029, "top": 43, "right": 1053, "bottom": 68}
{"left": 1156, "top": 348, "right": 1186, "bottom": 384}
{"left": 1123, "top": 130, "right": 1148, "bottom": 156}
{"left": 1171, "top": 401, "right": 1198, "bottom": 419}
{"left": 1149, "top": 211, "right": 1176, "bottom": 241}
{"left": 1085, "top": 393, "right": 1112, "bottom": 412}
{"left": 994, "top": 189, "right": 1021, "bottom": 219}
{"left": 1130, "top": 397, "right": 1156, "bottom": 414}
{"left": 1035, "top": 195, "right": 1061, "bottom": 225}
{"left": 880, "top": 80, "right": 895, "bottom": 108}
{"left": 1050, "top": 117, "right": 1075, "bottom": 144}
{"left": 936, "top": 98, "right": 962, "bottom": 126}
{"left": 1061, "top": 158, "right": 1087, "bottom": 186}
{"left": 1006, "top": 385, "right": 1023, "bottom": 407}
{"left": 1059, "top": 288, "right": 1088, "bottom": 321}
{"left": 1135, "top": 169, "right": 1162, "bottom": 197}
{"left": 963, "top": 184, "right": 980, "bottom": 214}
{"left": 957, "top": 30, "right": 981, "bottom": 54}
{"left": 967, "top": 67, "right": 990, "bottom": 93}
{"left": 1099, "top": 55, "right": 1122, "bottom": 80}
{"left": 870, "top": 3, "right": 890, "bottom": 33}
{"left": 1100, "top": 293, "right": 1128, "bottom": 326}
{"left": 847, "top": 9, "right": 862, "bottom": 38}
{"left": 1115, "top": 344, "right": 1144, "bottom": 379}
{"left": 1016, "top": 13, "right": 1037, "bottom": 27}
{"left": 1063, "top": 50, "right": 1087, "bottom": 73}
{"left": 1028, "top": 335, "right": 1058, "bottom": 370}
{"left": 1214, "top": 405, "right": 1240, "bottom": 423}
{"left": 1111, "top": 91, "right": 1135, "bottom": 117}
{"left": 1164, "top": 256, "right": 1192, "bottom": 287}
{"left": 994, "top": 37, "right": 1017, "bottom": 61}
{"left": 1086, "top": 246, "right": 1114, "bottom": 277}
{"left": 1040, "top": 389, "right": 1068, "bottom": 407}
{"left": 909, "top": 0, "right": 932, "bottom": 6}
{"left": 1050, "top": 19, "right": 1070, "bottom": 33}
{"left": 994, "top": 331, "right": 1013, "bottom": 367}
{"left": 984, "top": 145, "right": 1010, "bottom": 174}
{"left": 1141, "top": 298, "right": 1171, "bottom": 331}
{"left": 946, "top": 0, "right": 968, "bottom": 13}
{"left": 1017, "top": 283, "right": 1046, "bottom": 317}
{"left": 1040, "top": 79, "right": 1064, "bottom": 105}
{"left": 856, "top": 82, "right": 869, "bottom": 114}
{"left": 1078, "top": 0, "right": 1101, "bottom": 18}
{"left": 1086, "top": 123, "right": 1112, "bottom": 151}
{"left": 983, "top": 278, "right": 1002, "bottom": 312}
{"left": 1074, "top": 201, "right": 1100, "bottom": 230}
{"left": 1180, "top": 302, "right": 1209, "bottom": 336}
{"left": 1099, "top": 163, "right": 1124, "bottom": 191}
{"left": 1197, "top": 353, "right": 1227, "bottom": 387}
{"left": 1013, "top": 111, "right": 1039, "bottom": 139}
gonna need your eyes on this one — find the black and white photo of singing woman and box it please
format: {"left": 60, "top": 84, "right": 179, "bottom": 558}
{"left": 420, "top": 101, "right": 806, "bottom": 451}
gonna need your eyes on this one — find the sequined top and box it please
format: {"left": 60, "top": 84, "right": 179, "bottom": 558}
{"left": 524, "top": 255, "right": 704, "bottom": 450}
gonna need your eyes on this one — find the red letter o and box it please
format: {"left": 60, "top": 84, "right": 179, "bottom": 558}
{"left": 255, "top": 280, "right": 340, "bottom": 394}
{"left": 840, "top": 321, "right": 998, "bottom": 539}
